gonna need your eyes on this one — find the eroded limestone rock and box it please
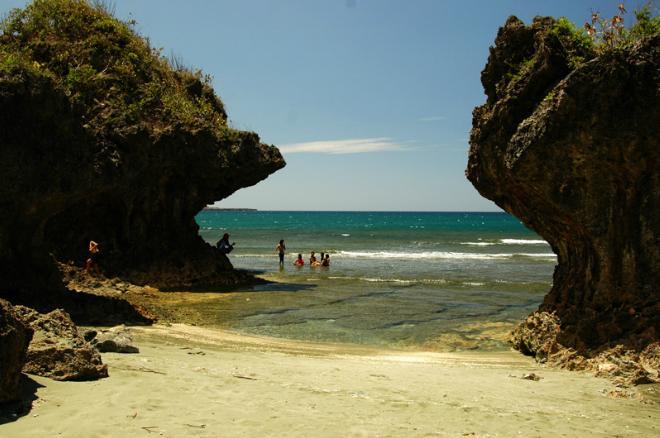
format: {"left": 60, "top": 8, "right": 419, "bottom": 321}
{"left": 468, "top": 17, "right": 658, "bottom": 355}
{"left": 511, "top": 311, "right": 659, "bottom": 385}
{"left": 14, "top": 306, "right": 107, "bottom": 381}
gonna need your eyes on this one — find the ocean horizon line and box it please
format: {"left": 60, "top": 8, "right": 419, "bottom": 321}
{"left": 203, "top": 208, "right": 506, "bottom": 214}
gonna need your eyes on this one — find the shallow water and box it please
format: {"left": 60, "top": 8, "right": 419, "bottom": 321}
{"left": 195, "top": 211, "right": 555, "bottom": 351}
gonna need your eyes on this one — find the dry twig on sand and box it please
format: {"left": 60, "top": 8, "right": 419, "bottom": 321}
{"left": 232, "top": 374, "right": 258, "bottom": 380}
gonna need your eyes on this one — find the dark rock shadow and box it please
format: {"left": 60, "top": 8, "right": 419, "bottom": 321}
{"left": 1, "top": 287, "right": 155, "bottom": 327}
{"left": 156, "top": 269, "right": 318, "bottom": 294}
{"left": 0, "top": 375, "right": 43, "bottom": 425}
{"left": 152, "top": 268, "right": 269, "bottom": 293}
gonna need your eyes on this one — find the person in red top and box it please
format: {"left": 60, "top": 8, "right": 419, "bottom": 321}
{"left": 294, "top": 253, "right": 304, "bottom": 266}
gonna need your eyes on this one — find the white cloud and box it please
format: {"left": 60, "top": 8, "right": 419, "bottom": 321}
{"left": 419, "top": 115, "right": 446, "bottom": 122}
{"left": 279, "top": 137, "right": 407, "bottom": 155}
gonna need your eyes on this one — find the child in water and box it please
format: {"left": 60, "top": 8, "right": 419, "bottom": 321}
{"left": 294, "top": 253, "right": 304, "bottom": 266}
{"left": 321, "top": 254, "right": 330, "bottom": 267}
{"left": 310, "top": 251, "right": 321, "bottom": 267}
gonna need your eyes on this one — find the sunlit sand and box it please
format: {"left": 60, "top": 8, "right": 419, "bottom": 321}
{"left": 3, "top": 324, "right": 658, "bottom": 437}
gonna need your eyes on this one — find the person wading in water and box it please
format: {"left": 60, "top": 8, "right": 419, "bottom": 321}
{"left": 276, "top": 240, "right": 286, "bottom": 266}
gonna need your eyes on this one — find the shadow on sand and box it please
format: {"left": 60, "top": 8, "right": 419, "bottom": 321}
{"left": 0, "top": 375, "right": 43, "bottom": 425}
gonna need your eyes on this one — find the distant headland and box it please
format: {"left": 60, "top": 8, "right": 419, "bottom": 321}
{"left": 204, "top": 207, "right": 258, "bottom": 212}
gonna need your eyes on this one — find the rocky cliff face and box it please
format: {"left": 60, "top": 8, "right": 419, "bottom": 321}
{"left": 0, "top": 0, "right": 285, "bottom": 306}
{"left": 467, "top": 17, "right": 658, "bottom": 354}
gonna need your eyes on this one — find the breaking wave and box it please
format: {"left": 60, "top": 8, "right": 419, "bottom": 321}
{"left": 336, "top": 251, "right": 555, "bottom": 260}
{"left": 461, "top": 239, "right": 548, "bottom": 246}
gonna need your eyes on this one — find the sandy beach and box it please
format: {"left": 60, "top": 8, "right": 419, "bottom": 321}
{"left": 2, "top": 323, "right": 658, "bottom": 437}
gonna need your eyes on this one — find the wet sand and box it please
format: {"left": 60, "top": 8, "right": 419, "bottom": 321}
{"left": 2, "top": 323, "right": 658, "bottom": 437}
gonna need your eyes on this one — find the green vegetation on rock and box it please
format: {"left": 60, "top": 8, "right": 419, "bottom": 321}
{"left": 627, "top": 3, "right": 660, "bottom": 40}
{"left": 501, "top": 4, "right": 658, "bottom": 94}
{"left": 549, "top": 17, "right": 595, "bottom": 68}
{"left": 0, "top": 0, "right": 228, "bottom": 135}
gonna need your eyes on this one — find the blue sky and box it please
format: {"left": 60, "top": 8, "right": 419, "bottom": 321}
{"left": 4, "top": 0, "right": 632, "bottom": 210}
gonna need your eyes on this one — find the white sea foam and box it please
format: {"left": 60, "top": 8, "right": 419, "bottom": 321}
{"left": 328, "top": 276, "right": 448, "bottom": 285}
{"left": 461, "top": 239, "right": 548, "bottom": 246}
{"left": 500, "top": 239, "right": 548, "bottom": 245}
{"left": 341, "top": 234, "right": 351, "bottom": 237}
{"left": 336, "top": 251, "right": 556, "bottom": 260}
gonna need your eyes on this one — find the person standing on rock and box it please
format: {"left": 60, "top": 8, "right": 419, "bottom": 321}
{"left": 85, "top": 240, "right": 101, "bottom": 275}
{"left": 276, "top": 240, "right": 286, "bottom": 266}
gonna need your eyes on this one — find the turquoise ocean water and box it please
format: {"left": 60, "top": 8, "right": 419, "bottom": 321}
{"left": 195, "top": 211, "right": 555, "bottom": 351}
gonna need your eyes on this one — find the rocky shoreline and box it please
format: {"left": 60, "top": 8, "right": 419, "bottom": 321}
{"left": 511, "top": 311, "right": 659, "bottom": 386}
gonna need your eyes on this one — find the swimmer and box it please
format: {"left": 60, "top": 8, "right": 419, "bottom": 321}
{"left": 294, "top": 253, "right": 304, "bottom": 267}
{"left": 310, "top": 251, "right": 321, "bottom": 267}
{"left": 321, "top": 253, "right": 330, "bottom": 267}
